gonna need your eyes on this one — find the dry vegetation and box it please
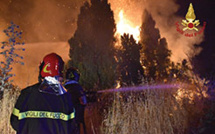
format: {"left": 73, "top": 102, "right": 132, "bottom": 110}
{"left": 101, "top": 88, "right": 188, "bottom": 134}
{"left": 0, "top": 88, "right": 20, "bottom": 134}
{"left": 0, "top": 77, "right": 213, "bottom": 134}
{"left": 99, "top": 78, "right": 212, "bottom": 134}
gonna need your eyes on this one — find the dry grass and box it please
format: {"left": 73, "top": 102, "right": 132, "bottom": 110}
{"left": 0, "top": 88, "right": 20, "bottom": 134}
{"left": 100, "top": 76, "right": 211, "bottom": 134}
{"left": 0, "top": 77, "right": 211, "bottom": 134}
{"left": 101, "top": 87, "right": 188, "bottom": 134}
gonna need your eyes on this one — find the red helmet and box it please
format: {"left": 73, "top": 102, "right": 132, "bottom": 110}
{"left": 40, "top": 53, "right": 64, "bottom": 78}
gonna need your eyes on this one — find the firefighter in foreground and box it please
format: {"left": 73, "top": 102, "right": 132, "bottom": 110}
{"left": 10, "top": 53, "right": 76, "bottom": 134}
{"left": 64, "top": 67, "right": 87, "bottom": 134}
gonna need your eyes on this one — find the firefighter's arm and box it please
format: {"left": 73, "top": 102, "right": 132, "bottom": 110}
{"left": 79, "top": 95, "right": 87, "bottom": 105}
{"left": 10, "top": 90, "right": 26, "bottom": 131}
{"left": 78, "top": 86, "right": 87, "bottom": 105}
{"left": 10, "top": 107, "right": 19, "bottom": 131}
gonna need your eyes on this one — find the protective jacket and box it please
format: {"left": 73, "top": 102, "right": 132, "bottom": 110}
{"left": 10, "top": 83, "right": 76, "bottom": 134}
{"left": 64, "top": 80, "right": 87, "bottom": 134}
{"left": 64, "top": 81, "right": 86, "bottom": 122}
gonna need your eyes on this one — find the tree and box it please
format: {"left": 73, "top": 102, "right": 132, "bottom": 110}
{"left": 169, "top": 59, "right": 190, "bottom": 81}
{"left": 0, "top": 22, "right": 25, "bottom": 92}
{"left": 156, "top": 38, "right": 171, "bottom": 80}
{"left": 140, "top": 10, "right": 171, "bottom": 81}
{"left": 117, "top": 34, "right": 144, "bottom": 86}
{"left": 68, "top": 0, "right": 116, "bottom": 91}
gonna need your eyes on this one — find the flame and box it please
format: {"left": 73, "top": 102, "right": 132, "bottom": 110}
{"left": 175, "top": 86, "right": 208, "bottom": 104}
{"left": 116, "top": 10, "right": 140, "bottom": 42}
{"left": 115, "top": 80, "right": 121, "bottom": 89}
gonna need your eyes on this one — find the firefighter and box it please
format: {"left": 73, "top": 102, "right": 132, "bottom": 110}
{"left": 10, "top": 53, "right": 76, "bottom": 134}
{"left": 64, "top": 67, "right": 87, "bottom": 134}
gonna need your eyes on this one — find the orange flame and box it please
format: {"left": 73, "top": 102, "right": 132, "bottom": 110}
{"left": 116, "top": 10, "right": 140, "bottom": 42}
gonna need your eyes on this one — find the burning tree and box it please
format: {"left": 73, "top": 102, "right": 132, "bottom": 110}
{"left": 140, "top": 10, "right": 171, "bottom": 81}
{"left": 68, "top": 0, "right": 116, "bottom": 91}
{"left": 117, "top": 34, "right": 144, "bottom": 86}
{"left": 0, "top": 22, "right": 25, "bottom": 92}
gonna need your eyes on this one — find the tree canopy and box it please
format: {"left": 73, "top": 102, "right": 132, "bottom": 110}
{"left": 68, "top": 0, "right": 116, "bottom": 91}
{"left": 140, "top": 10, "right": 171, "bottom": 81}
{"left": 117, "top": 34, "right": 144, "bottom": 86}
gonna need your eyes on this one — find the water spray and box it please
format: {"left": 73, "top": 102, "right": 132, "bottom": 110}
{"left": 97, "top": 84, "right": 181, "bottom": 93}
{"left": 85, "top": 84, "right": 183, "bottom": 102}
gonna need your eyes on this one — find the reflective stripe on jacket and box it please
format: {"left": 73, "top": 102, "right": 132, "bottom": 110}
{"left": 10, "top": 83, "right": 76, "bottom": 134}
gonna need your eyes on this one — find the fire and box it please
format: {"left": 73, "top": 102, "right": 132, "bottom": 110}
{"left": 116, "top": 10, "right": 140, "bottom": 42}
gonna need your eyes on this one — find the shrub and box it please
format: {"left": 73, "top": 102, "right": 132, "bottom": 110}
{"left": 0, "top": 87, "right": 20, "bottom": 134}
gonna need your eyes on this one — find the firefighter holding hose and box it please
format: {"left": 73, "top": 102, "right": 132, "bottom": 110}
{"left": 64, "top": 67, "right": 87, "bottom": 134}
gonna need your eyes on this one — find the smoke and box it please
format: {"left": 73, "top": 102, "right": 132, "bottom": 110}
{"left": 144, "top": 0, "right": 204, "bottom": 62}
{"left": 0, "top": 0, "right": 205, "bottom": 88}
{"left": 0, "top": 0, "right": 85, "bottom": 88}
{"left": 0, "top": 19, "right": 7, "bottom": 42}
{"left": 24, "top": 0, "right": 80, "bottom": 42}
{"left": 108, "top": 0, "right": 204, "bottom": 62}
{"left": 0, "top": 0, "right": 86, "bottom": 43}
